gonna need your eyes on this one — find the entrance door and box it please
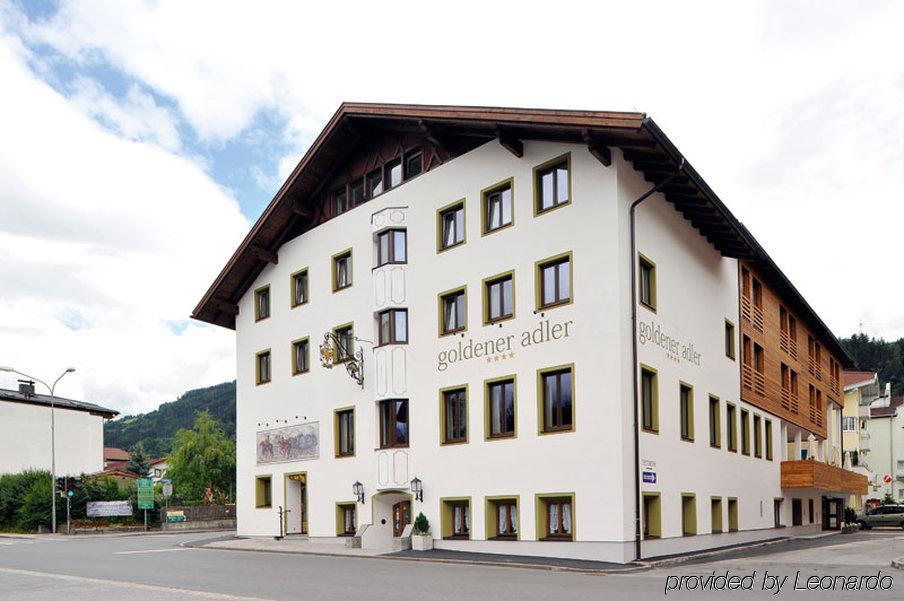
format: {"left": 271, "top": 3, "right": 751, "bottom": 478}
{"left": 286, "top": 474, "right": 308, "bottom": 535}
{"left": 822, "top": 497, "right": 841, "bottom": 530}
{"left": 392, "top": 501, "right": 410, "bottom": 537}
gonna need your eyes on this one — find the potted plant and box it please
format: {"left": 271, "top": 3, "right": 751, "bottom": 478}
{"left": 411, "top": 512, "right": 433, "bottom": 551}
{"left": 841, "top": 507, "right": 858, "bottom": 534}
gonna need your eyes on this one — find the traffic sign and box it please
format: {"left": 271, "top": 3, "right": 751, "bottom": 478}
{"left": 884, "top": 474, "right": 893, "bottom": 484}
{"left": 137, "top": 478, "right": 154, "bottom": 509}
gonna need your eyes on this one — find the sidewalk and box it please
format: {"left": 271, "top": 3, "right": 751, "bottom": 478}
{"left": 189, "top": 535, "right": 643, "bottom": 573}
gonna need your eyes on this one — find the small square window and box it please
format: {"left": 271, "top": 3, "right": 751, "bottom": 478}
{"left": 535, "top": 156, "right": 570, "bottom": 213}
{"left": 350, "top": 179, "right": 365, "bottom": 206}
{"left": 640, "top": 367, "right": 658, "bottom": 433}
{"left": 638, "top": 255, "right": 656, "bottom": 310}
{"left": 377, "top": 229, "right": 406, "bottom": 266}
{"left": 484, "top": 272, "right": 514, "bottom": 324}
{"left": 540, "top": 366, "right": 573, "bottom": 433}
{"left": 256, "top": 350, "right": 271, "bottom": 385}
{"left": 254, "top": 286, "right": 270, "bottom": 321}
{"left": 439, "top": 288, "right": 466, "bottom": 335}
{"left": 442, "top": 499, "right": 471, "bottom": 539}
{"left": 377, "top": 309, "right": 408, "bottom": 346}
{"left": 404, "top": 149, "right": 422, "bottom": 179}
{"left": 442, "top": 387, "right": 468, "bottom": 444}
{"left": 438, "top": 202, "right": 465, "bottom": 250}
{"left": 486, "top": 378, "right": 516, "bottom": 438}
{"left": 291, "top": 270, "right": 308, "bottom": 308}
{"left": 366, "top": 168, "right": 383, "bottom": 198}
{"left": 385, "top": 159, "right": 402, "bottom": 189}
{"left": 725, "top": 320, "right": 735, "bottom": 359}
{"left": 333, "top": 189, "right": 348, "bottom": 216}
{"left": 333, "top": 251, "right": 352, "bottom": 291}
{"left": 537, "top": 254, "right": 571, "bottom": 309}
{"left": 333, "top": 325, "right": 354, "bottom": 363}
{"left": 337, "top": 503, "right": 357, "bottom": 535}
{"left": 482, "top": 180, "right": 513, "bottom": 233}
{"left": 255, "top": 476, "right": 272, "bottom": 508}
{"left": 378, "top": 399, "right": 409, "bottom": 448}
{"left": 488, "top": 498, "right": 519, "bottom": 539}
{"left": 291, "top": 338, "right": 309, "bottom": 375}
{"left": 335, "top": 409, "right": 355, "bottom": 457}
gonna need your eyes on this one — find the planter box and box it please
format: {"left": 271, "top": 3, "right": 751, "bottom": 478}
{"left": 411, "top": 534, "right": 433, "bottom": 551}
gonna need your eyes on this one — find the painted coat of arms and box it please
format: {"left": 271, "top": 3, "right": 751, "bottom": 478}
{"left": 256, "top": 422, "right": 319, "bottom": 464}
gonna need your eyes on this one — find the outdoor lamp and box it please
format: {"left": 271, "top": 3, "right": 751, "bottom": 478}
{"left": 353, "top": 480, "right": 365, "bottom": 504}
{"left": 410, "top": 476, "right": 423, "bottom": 502}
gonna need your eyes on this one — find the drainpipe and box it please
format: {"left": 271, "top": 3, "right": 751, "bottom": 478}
{"left": 630, "top": 156, "right": 685, "bottom": 561}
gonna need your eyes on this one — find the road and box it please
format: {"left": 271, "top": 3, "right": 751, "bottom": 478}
{"left": 0, "top": 530, "right": 902, "bottom": 600}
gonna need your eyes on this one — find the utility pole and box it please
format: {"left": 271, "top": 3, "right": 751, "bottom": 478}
{"left": 0, "top": 366, "right": 76, "bottom": 534}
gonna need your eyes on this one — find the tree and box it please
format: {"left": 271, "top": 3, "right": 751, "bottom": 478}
{"left": 127, "top": 442, "right": 150, "bottom": 476}
{"left": 166, "top": 412, "right": 235, "bottom": 503}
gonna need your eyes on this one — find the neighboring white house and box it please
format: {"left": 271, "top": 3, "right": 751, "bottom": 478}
{"left": 866, "top": 390, "right": 904, "bottom": 502}
{"left": 192, "top": 103, "right": 866, "bottom": 563}
{"left": 0, "top": 381, "right": 118, "bottom": 476}
{"left": 148, "top": 457, "right": 169, "bottom": 482}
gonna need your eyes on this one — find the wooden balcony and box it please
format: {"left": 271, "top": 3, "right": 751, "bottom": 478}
{"left": 780, "top": 460, "right": 869, "bottom": 495}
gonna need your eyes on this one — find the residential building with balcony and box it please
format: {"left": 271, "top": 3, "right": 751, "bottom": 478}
{"left": 842, "top": 370, "right": 879, "bottom": 506}
{"left": 193, "top": 103, "right": 866, "bottom": 563}
{"left": 866, "top": 392, "right": 904, "bottom": 502}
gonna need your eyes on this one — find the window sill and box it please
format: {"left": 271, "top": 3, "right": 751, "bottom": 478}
{"left": 333, "top": 285, "right": 353, "bottom": 293}
{"left": 484, "top": 315, "right": 514, "bottom": 326}
{"left": 256, "top": 381, "right": 271, "bottom": 386}
{"left": 482, "top": 222, "right": 514, "bottom": 237}
{"left": 375, "top": 341, "right": 409, "bottom": 348}
{"left": 490, "top": 535, "right": 518, "bottom": 541}
{"left": 373, "top": 261, "right": 407, "bottom": 270}
{"left": 642, "top": 534, "right": 660, "bottom": 540}
{"left": 376, "top": 445, "right": 410, "bottom": 451}
{"left": 710, "top": 443, "right": 721, "bottom": 450}
{"left": 256, "top": 506, "right": 272, "bottom": 510}
{"left": 290, "top": 301, "right": 309, "bottom": 310}
{"left": 539, "top": 536, "right": 573, "bottom": 542}
{"left": 443, "top": 535, "right": 470, "bottom": 541}
{"left": 335, "top": 453, "right": 355, "bottom": 459}
{"left": 535, "top": 200, "right": 571, "bottom": 217}
{"left": 440, "top": 328, "right": 467, "bottom": 338}
{"left": 680, "top": 437, "right": 695, "bottom": 443}
{"left": 255, "top": 316, "right": 270, "bottom": 322}
{"left": 486, "top": 434, "right": 516, "bottom": 442}
{"left": 639, "top": 301, "right": 656, "bottom": 313}
{"left": 537, "top": 299, "right": 572, "bottom": 312}
{"left": 292, "top": 370, "right": 310, "bottom": 377}
{"left": 437, "top": 241, "right": 465, "bottom": 254}
{"left": 540, "top": 427, "right": 574, "bottom": 436}
{"left": 641, "top": 428, "right": 659, "bottom": 435}
{"left": 441, "top": 439, "right": 468, "bottom": 446}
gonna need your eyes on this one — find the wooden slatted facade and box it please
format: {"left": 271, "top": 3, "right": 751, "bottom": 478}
{"left": 738, "top": 261, "right": 845, "bottom": 438}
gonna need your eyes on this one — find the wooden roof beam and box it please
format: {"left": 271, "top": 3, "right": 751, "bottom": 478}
{"left": 496, "top": 127, "right": 524, "bottom": 158}
{"left": 249, "top": 244, "right": 278, "bottom": 265}
{"left": 291, "top": 200, "right": 312, "bottom": 217}
{"left": 418, "top": 119, "right": 448, "bottom": 151}
{"left": 582, "top": 129, "right": 611, "bottom": 167}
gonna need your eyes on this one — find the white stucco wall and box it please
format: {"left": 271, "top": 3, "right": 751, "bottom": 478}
{"left": 233, "top": 139, "right": 813, "bottom": 562}
{"left": 0, "top": 402, "right": 105, "bottom": 476}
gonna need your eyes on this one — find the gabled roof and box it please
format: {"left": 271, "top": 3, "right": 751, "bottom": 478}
{"left": 191, "top": 102, "right": 854, "bottom": 367}
{"left": 104, "top": 447, "right": 130, "bottom": 461}
{"left": 844, "top": 370, "right": 878, "bottom": 389}
{"left": 871, "top": 396, "right": 904, "bottom": 418}
{"left": 0, "top": 387, "right": 118, "bottom": 418}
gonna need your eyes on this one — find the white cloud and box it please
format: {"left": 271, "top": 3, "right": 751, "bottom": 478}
{"left": 0, "top": 22, "right": 248, "bottom": 414}
{"left": 68, "top": 77, "right": 182, "bottom": 152}
{"left": 0, "top": 0, "right": 900, "bottom": 424}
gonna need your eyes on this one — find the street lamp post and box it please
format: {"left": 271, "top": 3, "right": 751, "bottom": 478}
{"left": 0, "top": 366, "right": 75, "bottom": 534}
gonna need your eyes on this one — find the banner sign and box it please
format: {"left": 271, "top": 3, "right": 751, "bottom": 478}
{"left": 166, "top": 510, "right": 186, "bottom": 522}
{"left": 87, "top": 500, "right": 133, "bottom": 517}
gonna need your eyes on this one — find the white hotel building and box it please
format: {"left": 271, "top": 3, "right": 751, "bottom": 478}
{"left": 193, "top": 104, "right": 866, "bottom": 563}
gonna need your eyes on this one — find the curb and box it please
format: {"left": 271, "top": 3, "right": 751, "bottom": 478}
{"left": 892, "top": 557, "right": 904, "bottom": 570}
{"left": 182, "top": 538, "right": 648, "bottom": 574}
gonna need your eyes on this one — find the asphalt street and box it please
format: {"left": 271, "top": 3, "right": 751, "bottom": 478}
{"left": 0, "top": 530, "right": 902, "bottom": 600}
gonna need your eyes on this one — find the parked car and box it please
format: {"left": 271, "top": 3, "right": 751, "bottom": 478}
{"left": 857, "top": 505, "right": 904, "bottom": 529}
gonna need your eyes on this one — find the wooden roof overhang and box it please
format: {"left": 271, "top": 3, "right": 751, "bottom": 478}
{"left": 190, "top": 103, "right": 853, "bottom": 367}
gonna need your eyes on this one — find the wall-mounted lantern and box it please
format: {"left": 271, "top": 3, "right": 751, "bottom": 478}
{"left": 353, "top": 480, "right": 365, "bottom": 504}
{"left": 410, "top": 476, "right": 423, "bottom": 502}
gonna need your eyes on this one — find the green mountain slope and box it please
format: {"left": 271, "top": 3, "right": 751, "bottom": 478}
{"left": 840, "top": 333, "right": 904, "bottom": 395}
{"left": 104, "top": 381, "right": 236, "bottom": 457}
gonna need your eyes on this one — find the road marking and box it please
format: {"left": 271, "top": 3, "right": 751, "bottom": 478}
{"left": 115, "top": 547, "right": 194, "bottom": 554}
{"left": 0, "top": 567, "right": 275, "bottom": 600}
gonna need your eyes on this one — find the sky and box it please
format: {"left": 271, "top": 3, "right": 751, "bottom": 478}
{"left": 0, "top": 0, "right": 902, "bottom": 415}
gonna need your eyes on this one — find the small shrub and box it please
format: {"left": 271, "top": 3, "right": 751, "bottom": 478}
{"left": 844, "top": 507, "right": 857, "bottom": 525}
{"left": 412, "top": 512, "right": 430, "bottom": 535}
